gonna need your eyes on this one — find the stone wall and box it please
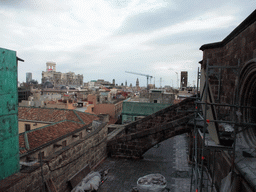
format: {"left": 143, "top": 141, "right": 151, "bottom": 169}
{"left": 94, "top": 104, "right": 115, "bottom": 118}
{"left": 19, "top": 126, "right": 91, "bottom": 162}
{"left": 107, "top": 97, "right": 195, "bottom": 158}
{"left": 0, "top": 124, "right": 108, "bottom": 192}
{"left": 198, "top": 10, "right": 256, "bottom": 191}
{"left": 200, "top": 15, "right": 256, "bottom": 119}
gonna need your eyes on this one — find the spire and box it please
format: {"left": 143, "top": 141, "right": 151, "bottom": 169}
{"left": 136, "top": 78, "right": 139, "bottom": 87}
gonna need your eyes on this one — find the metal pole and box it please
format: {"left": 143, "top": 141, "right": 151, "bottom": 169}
{"left": 195, "top": 67, "right": 200, "bottom": 191}
{"left": 232, "top": 59, "right": 240, "bottom": 172}
{"left": 211, "top": 150, "right": 216, "bottom": 191}
{"left": 218, "top": 68, "right": 222, "bottom": 102}
{"left": 190, "top": 130, "right": 195, "bottom": 192}
{"left": 195, "top": 61, "right": 242, "bottom": 192}
{"left": 147, "top": 76, "right": 149, "bottom": 90}
{"left": 206, "top": 149, "right": 210, "bottom": 192}
{"left": 190, "top": 68, "right": 199, "bottom": 192}
{"left": 191, "top": 67, "right": 201, "bottom": 192}
{"left": 39, "top": 152, "right": 45, "bottom": 192}
{"left": 195, "top": 101, "right": 256, "bottom": 109}
{"left": 175, "top": 72, "right": 179, "bottom": 89}
{"left": 200, "top": 59, "right": 209, "bottom": 192}
{"left": 192, "top": 118, "right": 256, "bottom": 127}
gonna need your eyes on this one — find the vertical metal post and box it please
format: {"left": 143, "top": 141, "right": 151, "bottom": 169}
{"left": 190, "top": 67, "right": 201, "bottom": 192}
{"left": 211, "top": 150, "right": 216, "bottom": 191}
{"left": 217, "top": 68, "right": 221, "bottom": 102}
{"left": 190, "top": 60, "right": 243, "bottom": 192}
{"left": 217, "top": 68, "right": 222, "bottom": 116}
{"left": 197, "top": 67, "right": 200, "bottom": 99}
{"left": 147, "top": 76, "right": 149, "bottom": 90}
{"left": 190, "top": 68, "right": 200, "bottom": 192}
{"left": 39, "top": 152, "right": 45, "bottom": 192}
{"left": 232, "top": 59, "right": 240, "bottom": 172}
{"left": 190, "top": 131, "right": 195, "bottom": 192}
{"left": 206, "top": 149, "right": 210, "bottom": 192}
{"left": 200, "top": 59, "right": 209, "bottom": 192}
{"left": 197, "top": 67, "right": 201, "bottom": 191}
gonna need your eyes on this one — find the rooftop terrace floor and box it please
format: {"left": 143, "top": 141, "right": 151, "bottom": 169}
{"left": 95, "top": 134, "right": 192, "bottom": 192}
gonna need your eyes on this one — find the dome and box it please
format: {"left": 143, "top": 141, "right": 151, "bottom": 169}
{"left": 43, "top": 81, "right": 54, "bottom": 88}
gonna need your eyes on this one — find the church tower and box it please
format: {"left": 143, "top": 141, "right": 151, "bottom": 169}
{"left": 136, "top": 78, "right": 139, "bottom": 87}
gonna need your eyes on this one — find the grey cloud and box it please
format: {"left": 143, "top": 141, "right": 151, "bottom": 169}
{"left": 115, "top": 7, "right": 183, "bottom": 35}
{"left": 114, "top": 0, "right": 225, "bottom": 35}
{"left": 0, "top": 0, "right": 23, "bottom": 7}
{"left": 104, "top": 0, "right": 132, "bottom": 8}
{"left": 80, "top": 44, "right": 108, "bottom": 53}
{"left": 146, "top": 27, "right": 236, "bottom": 47}
{"left": 114, "top": 0, "right": 251, "bottom": 35}
{"left": 0, "top": 0, "right": 69, "bottom": 12}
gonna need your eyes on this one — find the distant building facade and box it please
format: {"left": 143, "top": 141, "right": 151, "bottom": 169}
{"left": 87, "top": 93, "right": 124, "bottom": 120}
{"left": 42, "top": 62, "right": 83, "bottom": 87}
{"left": 26, "top": 72, "right": 32, "bottom": 83}
{"left": 180, "top": 71, "right": 188, "bottom": 90}
{"left": 136, "top": 78, "right": 139, "bottom": 87}
{"left": 149, "top": 89, "right": 175, "bottom": 104}
{"left": 121, "top": 98, "right": 171, "bottom": 124}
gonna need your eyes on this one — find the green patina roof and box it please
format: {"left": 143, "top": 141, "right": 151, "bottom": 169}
{"left": 121, "top": 102, "right": 171, "bottom": 116}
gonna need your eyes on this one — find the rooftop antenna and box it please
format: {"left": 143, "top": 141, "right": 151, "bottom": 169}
{"left": 175, "top": 72, "right": 179, "bottom": 89}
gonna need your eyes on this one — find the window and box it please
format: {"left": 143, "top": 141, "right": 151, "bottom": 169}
{"left": 62, "top": 140, "right": 67, "bottom": 147}
{"left": 154, "top": 100, "right": 157, "bottom": 103}
{"left": 38, "top": 151, "right": 44, "bottom": 160}
{"left": 25, "top": 124, "right": 31, "bottom": 131}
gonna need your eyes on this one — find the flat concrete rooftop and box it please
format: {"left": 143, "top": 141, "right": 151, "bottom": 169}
{"left": 95, "top": 134, "right": 192, "bottom": 192}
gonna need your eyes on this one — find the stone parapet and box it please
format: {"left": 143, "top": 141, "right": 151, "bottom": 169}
{"left": 0, "top": 123, "right": 108, "bottom": 192}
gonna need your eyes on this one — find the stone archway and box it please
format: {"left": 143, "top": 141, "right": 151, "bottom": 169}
{"left": 239, "top": 58, "right": 256, "bottom": 147}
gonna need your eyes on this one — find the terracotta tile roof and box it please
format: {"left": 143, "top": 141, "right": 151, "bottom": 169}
{"left": 19, "top": 135, "right": 26, "bottom": 154}
{"left": 18, "top": 107, "right": 100, "bottom": 155}
{"left": 108, "top": 118, "right": 118, "bottom": 125}
{"left": 18, "top": 107, "right": 99, "bottom": 124}
{"left": 47, "top": 100, "right": 56, "bottom": 104}
{"left": 75, "top": 111, "right": 99, "bottom": 124}
{"left": 19, "top": 121, "right": 83, "bottom": 154}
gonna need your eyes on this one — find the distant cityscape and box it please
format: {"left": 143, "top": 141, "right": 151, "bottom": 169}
{"left": 20, "top": 61, "right": 195, "bottom": 90}
{"left": 18, "top": 61, "right": 195, "bottom": 120}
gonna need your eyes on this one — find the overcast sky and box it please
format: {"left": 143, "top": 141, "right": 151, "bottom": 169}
{"left": 1, "top": 1, "right": 255, "bottom": 87}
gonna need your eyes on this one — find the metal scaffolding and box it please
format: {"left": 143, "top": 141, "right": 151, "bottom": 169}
{"left": 189, "top": 60, "right": 256, "bottom": 192}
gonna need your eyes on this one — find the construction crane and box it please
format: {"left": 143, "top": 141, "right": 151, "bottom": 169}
{"left": 125, "top": 71, "right": 153, "bottom": 89}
